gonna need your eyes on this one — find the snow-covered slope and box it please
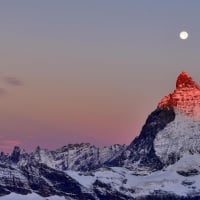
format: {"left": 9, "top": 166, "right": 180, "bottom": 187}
{"left": 2, "top": 155, "right": 200, "bottom": 200}
{"left": 0, "top": 143, "right": 127, "bottom": 199}
{"left": 154, "top": 113, "right": 200, "bottom": 165}
{"left": 0, "top": 193, "right": 66, "bottom": 200}
{"left": 31, "top": 143, "right": 126, "bottom": 171}
{"left": 0, "top": 143, "right": 126, "bottom": 172}
{"left": 107, "top": 107, "right": 175, "bottom": 172}
{"left": 66, "top": 154, "right": 200, "bottom": 199}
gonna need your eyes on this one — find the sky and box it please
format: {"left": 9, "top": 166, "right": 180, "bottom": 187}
{"left": 1, "top": 1, "right": 200, "bottom": 152}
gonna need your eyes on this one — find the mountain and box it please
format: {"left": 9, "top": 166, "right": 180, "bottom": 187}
{"left": 108, "top": 71, "right": 200, "bottom": 171}
{"left": 0, "top": 143, "right": 126, "bottom": 199}
{"left": 4, "top": 143, "right": 126, "bottom": 171}
{"left": 107, "top": 107, "right": 175, "bottom": 173}
{"left": 1, "top": 71, "right": 200, "bottom": 199}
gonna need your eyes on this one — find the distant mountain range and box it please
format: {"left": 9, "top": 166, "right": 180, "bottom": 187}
{"left": 1, "top": 71, "right": 200, "bottom": 200}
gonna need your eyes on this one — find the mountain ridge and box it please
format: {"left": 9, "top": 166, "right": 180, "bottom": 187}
{"left": 1, "top": 143, "right": 126, "bottom": 171}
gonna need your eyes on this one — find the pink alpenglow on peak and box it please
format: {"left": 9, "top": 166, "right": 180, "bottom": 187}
{"left": 176, "top": 71, "right": 200, "bottom": 89}
{"left": 158, "top": 71, "right": 200, "bottom": 118}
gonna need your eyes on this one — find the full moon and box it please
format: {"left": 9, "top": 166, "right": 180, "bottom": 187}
{"left": 179, "top": 31, "right": 189, "bottom": 40}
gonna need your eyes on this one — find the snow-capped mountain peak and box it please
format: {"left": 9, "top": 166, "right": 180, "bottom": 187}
{"left": 109, "top": 71, "right": 200, "bottom": 172}
{"left": 158, "top": 71, "right": 200, "bottom": 118}
{"left": 155, "top": 72, "right": 200, "bottom": 164}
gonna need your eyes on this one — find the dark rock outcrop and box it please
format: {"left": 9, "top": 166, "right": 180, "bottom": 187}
{"left": 107, "top": 107, "right": 175, "bottom": 171}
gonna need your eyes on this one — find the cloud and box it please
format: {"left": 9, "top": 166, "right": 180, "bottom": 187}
{"left": 4, "top": 76, "right": 23, "bottom": 86}
{"left": 0, "top": 75, "right": 23, "bottom": 98}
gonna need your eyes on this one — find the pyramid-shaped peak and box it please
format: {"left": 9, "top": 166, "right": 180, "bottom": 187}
{"left": 176, "top": 71, "right": 199, "bottom": 89}
{"left": 158, "top": 71, "right": 200, "bottom": 117}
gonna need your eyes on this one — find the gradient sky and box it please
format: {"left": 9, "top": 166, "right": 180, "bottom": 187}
{"left": 1, "top": 1, "right": 200, "bottom": 152}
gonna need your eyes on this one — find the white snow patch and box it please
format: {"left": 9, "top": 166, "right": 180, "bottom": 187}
{"left": 66, "top": 154, "right": 200, "bottom": 198}
{"left": 66, "top": 171, "right": 95, "bottom": 188}
{"left": 154, "top": 112, "right": 200, "bottom": 164}
{"left": 0, "top": 193, "right": 66, "bottom": 200}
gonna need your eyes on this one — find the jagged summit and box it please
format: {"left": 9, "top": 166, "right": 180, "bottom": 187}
{"left": 176, "top": 71, "right": 199, "bottom": 89}
{"left": 158, "top": 71, "right": 200, "bottom": 118}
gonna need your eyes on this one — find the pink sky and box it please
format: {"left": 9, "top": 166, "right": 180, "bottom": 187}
{"left": 1, "top": 1, "right": 200, "bottom": 152}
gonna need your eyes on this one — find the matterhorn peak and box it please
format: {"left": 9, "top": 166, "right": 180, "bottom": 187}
{"left": 176, "top": 71, "right": 199, "bottom": 89}
{"left": 158, "top": 71, "right": 200, "bottom": 118}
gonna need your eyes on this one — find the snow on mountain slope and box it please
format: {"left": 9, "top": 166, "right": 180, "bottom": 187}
{"left": 67, "top": 154, "right": 200, "bottom": 198}
{"left": 154, "top": 71, "right": 200, "bottom": 165}
{"left": 0, "top": 193, "right": 66, "bottom": 200}
{"left": 154, "top": 113, "right": 200, "bottom": 164}
{"left": 3, "top": 143, "right": 126, "bottom": 172}
{"left": 107, "top": 107, "right": 175, "bottom": 172}
{"left": 31, "top": 143, "right": 126, "bottom": 171}
{"left": 2, "top": 154, "right": 200, "bottom": 200}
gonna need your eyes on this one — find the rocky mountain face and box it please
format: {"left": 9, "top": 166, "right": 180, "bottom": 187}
{"left": 3, "top": 143, "right": 126, "bottom": 171}
{"left": 32, "top": 143, "right": 126, "bottom": 171}
{"left": 158, "top": 71, "right": 200, "bottom": 118}
{"left": 107, "top": 107, "right": 175, "bottom": 173}
{"left": 0, "top": 143, "right": 127, "bottom": 199}
{"left": 0, "top": 161, "right": 95, "bottom": 200}
{"left": 1, "top": 71, "right": 200, "bottom": 199}
{"left": 108, "top": 71, "right": 200, "bottom": 172}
